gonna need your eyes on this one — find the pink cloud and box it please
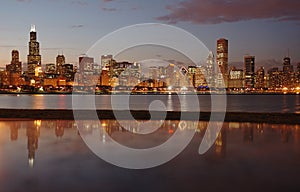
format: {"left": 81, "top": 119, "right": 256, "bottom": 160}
{"left": 157, "top": 0, "right": 300, "bottom": 24}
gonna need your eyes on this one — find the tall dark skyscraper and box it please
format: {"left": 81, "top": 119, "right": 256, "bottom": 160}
{"left": 283, "top": 57, "right": 293, "bottom": 73}
{"left": 216, "top": 38, "right": 228, "bottom": 86}
{"left": 6, "top": 50, "right": 22, "bottom": 74}
{"left": 56, "top": 54, "right": 65, "bottom": 75}
{"left": 27, "top": 25, "right": 41, "bottom": 75}
{"left": 282, "top": 56, "right": 294, "bottom": 87}
{"left": 244, "top": 55, "right": 255, "bottom": 89}
{"left": 255, "top": 66, "right": 265, "bottom": 89}
{"left": 79, "top": 55, "right": 94, "bottom": 75}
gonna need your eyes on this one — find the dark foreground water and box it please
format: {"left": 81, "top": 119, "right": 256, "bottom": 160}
{"left": 0, "top": 94, "right": 299, "bottom": 113}
{"left": 0, "top": 120, "right": 299, "bottom": 192}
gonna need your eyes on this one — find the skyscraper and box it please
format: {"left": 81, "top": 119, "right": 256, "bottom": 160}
{"left": 79, "top": 55, "right": 94, "bottom": 75}
{"left": 206, "top": 51, "right": 215, "bottom": 87}
{"left": 27, "top": 25, "right": 41, "bottom": 75}
{"left": 56, "top": 54, "right": 65, "bottom": 75}
{"left": 6, "top": 50, "right": 22, "bottom": 74}
{"left": 282, "top": 56, "right": 294, "bottom": 88}
{"left": 255, "top": 66, "right": 265, "bottom": 89}
{"left": 244, "top": 55, "right": 255, "bottom": 89}
{"left": 216, "top": 38, "right": 228, "bottom": 87}
{"left": 101, "top": 55, "right": 113, "bottom": 69}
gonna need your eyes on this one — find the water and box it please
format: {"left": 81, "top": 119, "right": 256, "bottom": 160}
{"left": 0, "top": 119, "right": 299, "bottom": 191}
{"left": 0, "top": 94, "right": 299, "bottom": 113}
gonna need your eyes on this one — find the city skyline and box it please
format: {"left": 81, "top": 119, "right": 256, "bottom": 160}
{"left": 0, "top": 0, "right": 300, "bottom": 68}
{"left": 0, "top": 26, "right": 299, "bottom": 92}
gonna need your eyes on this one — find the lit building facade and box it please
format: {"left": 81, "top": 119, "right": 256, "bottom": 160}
{"left": 282, "top": 57, "right": 294, "bottom": 88}
{"left": 267, "top": 67, "right": 281, "bottom": 89}
{"left": 244, "top": 55, "right": 255, "bottom": 89}
{"left": 188, "top": 66, "right": 196, "bottom": 87}
{"left": 216, "top": 38, "right": 228, "bottom": 87}
{"left": 228, "top": 66, "right": 243, "bottom": 89}
{"left": 6, "top": 50, "right": 22, "bottom": 74}
{"left": 56, "top": 54, "right": 65, "bottom": 75}
{"left": 255, "top": 67, "right": 265, "bottom": 89}
{"left": 206, "top": 51, "right": 215, "bottom": 87}
{"left": 45, "top": 64, "right": 56, "bottom": 74}
{"left": 5, "top": 50, "right": 23, "bottom": 85}
{"left": 62, "top": 64, "right": 74, "bottom": 81}
{"left": 79, "top": 55, "right": 94, "bottom": 75}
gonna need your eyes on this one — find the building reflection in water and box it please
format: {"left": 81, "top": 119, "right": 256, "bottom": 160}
{"left": 10, "top": 123, "right": 19, "bottom": 141}
{"left": 280, "top": 125, "right": 291, "bottom": 143}
{"left": 243, "top": 123, "right": 254, "bottom": 143}
{"left": 215, "top": 124, "right": 227, "bottom": 157}
{"left": 4, "top": 119, "right": 300, "bottom": 166}
{"left": 27, "top": 120, "right": 41, "bottom": 167}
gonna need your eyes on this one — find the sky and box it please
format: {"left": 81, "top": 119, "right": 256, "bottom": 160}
{"left": 0, "top": 0, "right": 300, "bottom": 70}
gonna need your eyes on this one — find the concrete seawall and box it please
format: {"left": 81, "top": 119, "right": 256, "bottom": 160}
{"left": 0, "top": 109, "right": 299, "bottom": 124}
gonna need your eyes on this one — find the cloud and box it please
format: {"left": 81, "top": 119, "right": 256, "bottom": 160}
{"left": 156, "top": 0, "right": 300, "bottom": 24}
{"left": 71, "top": 1, "right": 88, "bottom": 6}
{"left": 102, "top": 7, "right": 117, "bottom": 12}
{"left": 70, "top": 24, "right": 84, "bottom": 28}
{"left": 16, "top": 0, "right": 31, "bottom": 2}
{"left": 102, "top": 0, "right": 114, "bottom": 2}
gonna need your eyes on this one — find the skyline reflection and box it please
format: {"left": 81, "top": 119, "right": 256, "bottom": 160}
{"left": 1, "top": 120, "right": 300, "bottom": 167}
{"left": 0, "top": 119, "right": 299, "bottom": 191}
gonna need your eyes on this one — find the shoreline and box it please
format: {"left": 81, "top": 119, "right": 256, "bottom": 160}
{"left": 0, "top": 109, "right": 299, "bottom": 124}
{"left": 0, "top": 92, "right": 299, "bottom": 95}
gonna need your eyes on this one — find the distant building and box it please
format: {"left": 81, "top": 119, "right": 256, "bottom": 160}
{"left": 116, "top": 62, "right": 140, "bottom": 87}
{"left": 101, "top": 55, "right": 117, "bottom": 78}
{"left": 27, "top": 25, "right": 41, "bottom": 76}
{"left": 56, "top": 54, "right": 65, "bottom": 75}
{"left": 100, "top": 69, "right": 110, "bottom": 86}
{"left": 101, "top": 55, "right": 113, "bottom": 69}
{"left": 244, "top": 55, "right": 255, "bottom": 89}
{"left": 6, "top": 50, "right": 22, "bottom": 74}
{"left": 149, "top": 66, "right": 159, "bottom": 80}
{"left": 216, "top": 38, "right": 228, "bottom": 87}
{"left": 79, "top": 55, "right": 94, "bottom": 75}
{"left": 6, "top": 50, "right": 23, "bottom": 85}
{"left": 112, "top": 61, "right": 133, "bottom": 77}
{"left": 228, "top": 66, "right": 243, "bottom": 89}
{"left": 255, "top": 67, "right": 265, "bottom": 89}
{"left": 194, "top": 66, "right": 207, "bottom": 88}
{"left": 45, "top": 64, "right": 56, "bottom": 74}
{"left": 283, "top": 57, "right": 293, "bottom": 73}
{"left": 206, "top": 51, "right": 215, "bottom": 87}
{"left": 282, "top": 57, "right": 294, "bottom": 88}
{"left": 62, "top": 64, "right": 74, "bottom": 81}
{"left": 267, "top": 67, "right": 281, "bottom": 89}
{"left": 188, "top": 66, "right": 196, "bottom": 87}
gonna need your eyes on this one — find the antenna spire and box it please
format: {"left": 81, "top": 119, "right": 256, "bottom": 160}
{"left": 30, "top": 24, "right": 36, "bottom": 32}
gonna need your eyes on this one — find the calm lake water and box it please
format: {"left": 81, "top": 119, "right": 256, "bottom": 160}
{"left": 0, "top": 120, "right": 299, "bottom": 192}
{"left": 0, "top": 94, "right": 299, "bottom": 113}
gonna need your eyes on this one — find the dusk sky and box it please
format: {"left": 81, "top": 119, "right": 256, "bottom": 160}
{"left": 0, "top": 0, "right": 300, "bottom": 69}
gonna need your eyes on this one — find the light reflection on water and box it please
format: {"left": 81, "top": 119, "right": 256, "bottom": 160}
{"left": 0, "top": 120, "right": 299, "bottom": 191}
